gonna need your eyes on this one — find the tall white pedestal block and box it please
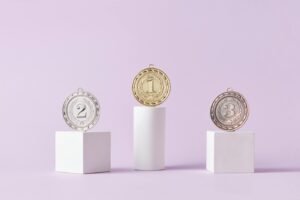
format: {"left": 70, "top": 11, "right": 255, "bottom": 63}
{"left": 55, "top": 131, "right": 110, "bottom": 174}
{"left": 206, "top": 130, "right": 254, "bottom": 173}
{"left": 134, "top": 106, "right": 166, "bottom": 170}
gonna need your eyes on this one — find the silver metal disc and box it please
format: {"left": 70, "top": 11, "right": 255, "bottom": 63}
{"left": 62, "top": 88, "right": 100, "bottom": 132}
{"left": 210, "top": 89, "right": 249, "bottom": 131}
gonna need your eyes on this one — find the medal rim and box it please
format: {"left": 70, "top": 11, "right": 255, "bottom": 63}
{"left": 210, "top": 90, "right": 249, "bottom": 132}
{"left": 62, "top": 89, "right": 100, "bottom": 132}
{"left": 132, "top": 66, "right": 171, "bottom": 107}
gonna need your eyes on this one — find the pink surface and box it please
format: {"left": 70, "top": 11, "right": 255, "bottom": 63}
{"left": 1, "top": 168, "right": 300, "bottom": 200}
{"left": 0, "top": 0, "right": 300, "bottom": 199}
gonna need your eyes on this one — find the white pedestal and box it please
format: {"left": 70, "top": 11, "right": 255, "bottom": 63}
{"left": 134, "top": 106, "right": 166, "bottom": 170}
{"left": 206, "top": 130, "right": 254, "bottom": 173}
{"left": 55, "top": 131, "right": 110, "bottom": 174}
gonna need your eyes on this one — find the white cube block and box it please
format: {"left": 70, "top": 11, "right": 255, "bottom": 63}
{"left": 55, "top": 131, "right": 110, "bottom": 174}
{"left": 206, "top": 130, "right": 254, "bottom": 173}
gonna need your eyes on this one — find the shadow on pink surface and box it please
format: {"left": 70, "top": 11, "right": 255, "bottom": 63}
{"left": 109, "top": 163, "right": 205, "bottom": 173}
{"left": 166, "top": 163, "right": 205, "bottom": 171}
{"left": 255, "top": 168, "right": 300, "bottom": 173}
{"left": 110, "top": 168, "right": 135, "bottom": 173}
{"left": 109, "top": 166, "right": 300, "bottom": 174}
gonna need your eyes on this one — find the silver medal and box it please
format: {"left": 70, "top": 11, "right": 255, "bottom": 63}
{"left": 63, "top": 88, "right": 100, "bottom": 132}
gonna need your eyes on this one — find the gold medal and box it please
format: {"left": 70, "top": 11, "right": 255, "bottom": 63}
{"left": 132, "top": 64, "right": 171, "bottom": 106}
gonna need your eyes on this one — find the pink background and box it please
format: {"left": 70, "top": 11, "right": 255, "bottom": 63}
{"left": 0, "top": 0, "right": 300, "bottom": 199}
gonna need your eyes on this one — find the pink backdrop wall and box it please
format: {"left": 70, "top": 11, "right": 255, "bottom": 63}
{"left": 1, "top": 0, "right": 300, "bottom": 172}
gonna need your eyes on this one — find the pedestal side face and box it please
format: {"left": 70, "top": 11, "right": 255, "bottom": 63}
{"left": 83, "top": 132, "right": 111, "bottom": 173}
{"left": 206, "top": 131, "right": 254, "bottom": 173}
{"left": 55, "top": 131, "right": 84, "bottom": 173}
{"left": 134, "top": 106, "right": 166, "bottom": 170}
{"left": 206, "top": 131, "right": 215, "bottom": 171}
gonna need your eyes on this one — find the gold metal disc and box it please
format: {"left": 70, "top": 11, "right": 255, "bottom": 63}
{"left": 132, "top": 65, "right": 171, "bottom": 106}
{"left": 210, "top": 89, "right": 249, "bottom": 131}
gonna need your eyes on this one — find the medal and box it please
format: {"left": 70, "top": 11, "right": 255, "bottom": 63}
{"left": 62, "top": 88, "right": 100, "bottom": 132}
{"left": 210, "top": 88, "right": 249, "bottom": 131}
{"left": 132, "top": 64, "right": 171, "bottom": 106}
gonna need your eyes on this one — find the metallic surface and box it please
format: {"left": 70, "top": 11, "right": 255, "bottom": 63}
{"left": 62, "top": 88, "right": 100, "bottom": 132}
{"left": 132, "top": 64, "right": 171, "bottom": 106}
{"left": 210, "top": 89, "right": 249, "bottom": 131}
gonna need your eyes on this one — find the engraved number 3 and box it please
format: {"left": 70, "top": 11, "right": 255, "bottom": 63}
{"left": 224, "top": 104, "right": 235, "bottom": 117}
{"left": 76, "top": 104, "right": 87, "bottom": 118}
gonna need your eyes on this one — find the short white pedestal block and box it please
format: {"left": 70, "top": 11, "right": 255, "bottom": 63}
{"left": 134, "top": 106, "right": 165, "bottom": 171}
{"left": 55, "top": 131, "right": 110, "bottom": 174}
{"left": 206, "top": 130, "right": 254, "bottom": 173}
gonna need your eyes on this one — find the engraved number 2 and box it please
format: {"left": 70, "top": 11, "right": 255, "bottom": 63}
{"left": 77, "top": 104, "right": 87, "bottom": 118}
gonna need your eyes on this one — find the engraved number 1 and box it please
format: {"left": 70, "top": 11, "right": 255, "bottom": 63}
{"left": 147, "top": 77, "right": 155, "bottom": 93}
